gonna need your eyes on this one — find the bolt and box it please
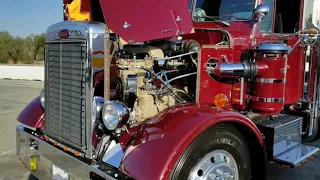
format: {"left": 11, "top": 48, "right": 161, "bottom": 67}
{"left": 176, "top": 16, "right": 182, "bottom": 21}
{"left": 123, "top": 22, "right": 130, "bottom": 29}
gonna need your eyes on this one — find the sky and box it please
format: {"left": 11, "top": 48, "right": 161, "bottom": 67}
{"left": 0, "top": 0, "right": 319, "bottom": 38}
{"left": 0, "top": 0, "right": 62, "bottom": 38}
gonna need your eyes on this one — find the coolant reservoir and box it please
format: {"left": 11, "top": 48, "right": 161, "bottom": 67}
{"left": 250, "top": 42, "right": 291, "bottom": 116}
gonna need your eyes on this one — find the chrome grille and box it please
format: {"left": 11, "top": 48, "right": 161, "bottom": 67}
{"left": 44, "top": 41, "right": 87, "bottom": 151}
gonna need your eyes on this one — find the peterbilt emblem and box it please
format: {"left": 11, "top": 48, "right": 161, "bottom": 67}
{"left": 58, "top": 29, "right": 70, "bottom": 39}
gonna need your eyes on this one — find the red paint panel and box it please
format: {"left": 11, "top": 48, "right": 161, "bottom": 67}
{"left": 197, "top": 48, "right": 233, "bottom": 108}
{"left": 284, "top": 38, "right": 305, "bottom": 104}
{"left": 17, "top": 96, "right": 44, "bottom": 129}
{"left": 99, "top": 0, "right": 194, "bottom": 43}
{"left": 120, "top": 103, "right": 263, "bottom": 179}
{"left": 63, "top": 0, "right": 73, "bottom": 20}
{"left": 80, "top": 0, "right": 91, "bottom": 12}
{"left": 183, "top": 30, "right": 224, "bottom": 45}
{"left": 93, "top": 70, "right": 117, "bottom": 99}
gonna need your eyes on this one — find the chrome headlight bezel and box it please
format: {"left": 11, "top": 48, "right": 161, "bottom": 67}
{"left": 102, "top": 101, "right": 130, "bottom": 131}
{"left": 40, "top": 88, "right": 45, "bottom": 109}
{"left": 92, "top": 96, "right": 104, "bottom": 123}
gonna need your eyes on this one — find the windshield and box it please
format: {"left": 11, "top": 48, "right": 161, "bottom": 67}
{"left": 193, "top": 0, "right": 256, "bottom": 22}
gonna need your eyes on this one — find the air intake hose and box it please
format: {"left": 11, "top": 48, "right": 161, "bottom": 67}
{"left": 207, "top": 61, "right": 268, "bottom": 78}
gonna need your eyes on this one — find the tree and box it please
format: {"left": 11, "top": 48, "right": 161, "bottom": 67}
{"left": 0, "top": 31, "right": 45, "bottom": 64}
{"left": 25, "top": 33, "right": 46, "bottom": 62}
{"left": 0, "top": 31, "right": 14, "bottom": 63}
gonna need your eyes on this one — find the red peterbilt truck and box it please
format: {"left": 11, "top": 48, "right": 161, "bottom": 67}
{"left": 15, "top": 0, "right": 320, "bottom": 179}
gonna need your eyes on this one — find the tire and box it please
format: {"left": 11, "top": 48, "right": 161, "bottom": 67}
{"left": 170, "top": 124, "right": 251, "bottom": 180}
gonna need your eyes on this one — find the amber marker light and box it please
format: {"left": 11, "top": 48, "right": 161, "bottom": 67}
{"left": 30, "top": 156, "right": 37, "bottom": 171}
{"left": 307, "top": 29, "right": 318, "bottom": 34}
{"left": 214, "top": 93, "right": 228, "bottom": 108}
{"left": 74, "top": 151, "right": 81, "bottom": 156}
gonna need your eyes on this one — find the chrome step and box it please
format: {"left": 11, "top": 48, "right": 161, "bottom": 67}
{"left": 274, "top": 143, "right": 319, "bottom": 166}
{"left": 256, "top": 114, "right": 319, "bottom": 167}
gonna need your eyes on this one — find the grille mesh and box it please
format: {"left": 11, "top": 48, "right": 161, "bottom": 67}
{"left": 45, "top": 42, "right": 87, "bottom": 151}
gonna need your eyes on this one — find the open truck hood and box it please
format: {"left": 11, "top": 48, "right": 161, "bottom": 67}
{"left": 99, "top": 0, "right": 194, "bottom": 43}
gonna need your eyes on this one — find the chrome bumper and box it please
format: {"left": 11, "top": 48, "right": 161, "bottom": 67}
{"left": 16, "top": 125, "right": 119, "bottom": 180}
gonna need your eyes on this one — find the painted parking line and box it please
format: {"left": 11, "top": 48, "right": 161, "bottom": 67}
{"left": 0, "top": 109, "right": 23, "bottom": 115}
{"left": 0, "top": 92, "right": 20, "bottom": 96}
{"left": 0, "top": 83, "right": 43, "bottom": 88}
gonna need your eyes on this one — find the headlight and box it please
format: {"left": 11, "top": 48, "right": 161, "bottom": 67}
{"left": 40, "top": 88, "right": 45, "bottom": 108}
{"left": 102, "top": 101, "right": 129, "bottom": 130}
{"left": 92, "top": 96, "right": 104, "bottom": 123}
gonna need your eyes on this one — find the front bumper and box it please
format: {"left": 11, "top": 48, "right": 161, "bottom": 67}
{"left": 16, "top": 125, "right": 123, "bottom": 180}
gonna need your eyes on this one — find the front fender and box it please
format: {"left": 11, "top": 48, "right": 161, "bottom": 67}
{"left": 120, "top": 103, "right": 264, "bottom": 180}
{"left": 17, "top": 96, "right": 44, "bottom": 130}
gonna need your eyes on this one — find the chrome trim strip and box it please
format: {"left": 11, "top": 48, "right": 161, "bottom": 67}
{"left": 240, "top": 77, "right": 244, "bottom": 105}
{"left": 196, "top": 49, "right": 201, "bottom": 103}
{"left": 308, "top": 46, "right": 320, "bottom": 136}
{"left": 255, "top": 78, "right": 286, "bottom": 83}
{"left": 249, "top": 96, "right": 284, "bottom": 102}
{"left": 86, "top": 33, "right": 94, "bottom": 159}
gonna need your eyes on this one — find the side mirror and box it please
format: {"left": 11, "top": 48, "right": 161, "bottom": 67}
{"left": 253, "top": 4, "right": 269, "bottom": 22}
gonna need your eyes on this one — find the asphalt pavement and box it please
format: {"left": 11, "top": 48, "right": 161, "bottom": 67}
{"left": 0, "top": 79, "right": 320, "bottom": 180}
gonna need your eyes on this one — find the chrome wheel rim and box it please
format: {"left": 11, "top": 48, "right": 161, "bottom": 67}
{"left": 188, "top": 150, "right": 239, "bottom": 180}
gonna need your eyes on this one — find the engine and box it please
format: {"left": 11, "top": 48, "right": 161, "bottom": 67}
{"left": 115, "top": 39, "right": 200, "bottom": 122}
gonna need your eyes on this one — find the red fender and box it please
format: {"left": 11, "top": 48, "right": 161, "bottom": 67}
{"left": 17, "top": 96, "right": 44, "bottom": 130}
{"left": 120, "top": 103, "right": 265, "bottom": 180}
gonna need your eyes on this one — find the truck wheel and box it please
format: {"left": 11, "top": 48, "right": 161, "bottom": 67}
{"left": 170, "top": 124, "right": 251, "bottom": 180}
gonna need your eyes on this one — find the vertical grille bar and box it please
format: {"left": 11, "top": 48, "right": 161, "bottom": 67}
{"left": 44, "top": 41, "right": 87, "bottom": 151}
{"left": 59, "top": 44, "right": 63, "bottom": 142}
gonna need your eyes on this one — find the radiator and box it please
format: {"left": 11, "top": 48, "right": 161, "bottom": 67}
{"left": 44, "top": 41, "right": 87, "bottom": 151}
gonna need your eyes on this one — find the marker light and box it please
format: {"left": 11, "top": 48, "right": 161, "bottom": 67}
{"left": 214, "top": 93, "right": 228, "bottom": 108}
{"left": 30, "top": 156, "right": 37, "bottom": 171}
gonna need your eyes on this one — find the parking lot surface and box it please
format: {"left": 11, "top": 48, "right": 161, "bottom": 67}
{"left": 1, "top": 79, "right": 320, "bottom": 180}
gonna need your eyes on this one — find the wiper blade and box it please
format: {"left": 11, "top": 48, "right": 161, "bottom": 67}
{"left": 196, "top": 16, "right": 230, "bottom": 27}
